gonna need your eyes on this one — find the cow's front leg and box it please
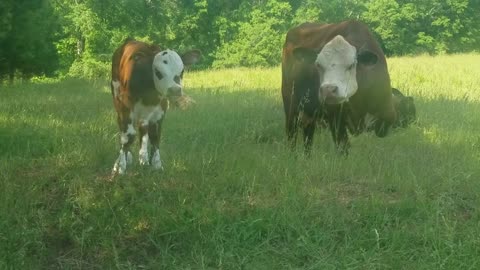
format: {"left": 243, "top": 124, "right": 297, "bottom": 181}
{"left": 300, "top": 111, "right": 317, "bottom": 155}
{"left": 286, "top": 115, "right": 299, "bottom": 150}
{"left": 138, "top": 123, "right": 150, "bottom": 166}
{"left": 113, "top": 116, "right": 135, "bottom": 175}
{"left": 148, "top": 119, "right": 164, "bottom": 171}
{"left": 327, "top": 110, "right": 350, "bottom": 155}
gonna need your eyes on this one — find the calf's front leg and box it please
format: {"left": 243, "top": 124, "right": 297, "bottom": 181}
{"left": 112, "top": 115, "right": 135, "bottom": 175}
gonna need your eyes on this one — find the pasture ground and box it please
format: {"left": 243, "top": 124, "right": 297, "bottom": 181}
{"left": 1, "top": 54, "right": 480, "bottom": 269}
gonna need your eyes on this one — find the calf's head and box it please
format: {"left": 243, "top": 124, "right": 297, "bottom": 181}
{"left": 152, "top": 49, "right": 201, "bottom": 98}
{"left": 293, "top": 35, "right": 378, "bottom": 104}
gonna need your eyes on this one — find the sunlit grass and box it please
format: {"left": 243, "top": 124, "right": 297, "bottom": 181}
{"left": 1, "top": 54, "right": 480, "bottom": 269}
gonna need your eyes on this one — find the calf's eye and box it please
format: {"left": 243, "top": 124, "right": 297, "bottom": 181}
{"left": 155, "top": 69, "right": 163, "bottom": 80}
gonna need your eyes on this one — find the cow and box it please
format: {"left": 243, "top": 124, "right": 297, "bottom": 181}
{"left": 391, "top": 88, "right": 416, "bottom": 128}
{"left": 281, "top": 20, "right": 397, "bottom": 154}
{"left": 111, "top": 38, "right": 201, "bottom": 175}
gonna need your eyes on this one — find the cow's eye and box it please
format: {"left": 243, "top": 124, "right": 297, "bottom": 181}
{"left": 348, "top": 63, "right": 356, "bottom": 70}
{"left": 155, "top": 69, "right": 163, "bottom": 80}
{"left": 180, "top": 69, "right": 184, "bottom": 79}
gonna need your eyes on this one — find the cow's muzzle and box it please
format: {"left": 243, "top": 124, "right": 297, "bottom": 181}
{"left": 320, "top": 84, "right": 346, "bottom": 104}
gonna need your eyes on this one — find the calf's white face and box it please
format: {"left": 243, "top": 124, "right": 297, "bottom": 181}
{"left": 152, "top": 49, "right": 201, "bottom": 99}
{"left": 153, "top": 50, "right": 184, "bottom": 97}
{"left": 293, "top": 35, "right": 378, "bottom": 104}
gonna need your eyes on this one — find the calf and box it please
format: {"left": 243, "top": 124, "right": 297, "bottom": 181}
{"left": 111, "top": 38, "right": 200, "bottom": 175}
{"left": 282, "top": 20, "right": 397, "bottom": 153}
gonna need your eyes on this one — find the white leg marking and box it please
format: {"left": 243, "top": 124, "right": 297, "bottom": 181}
{"left": 151, "top": 149, "right": 163, "bottom": 171}
{"left": 139, "top": 134, "right": 150, "bottom": 166}
{"left": 113, "top": 149, "right": 128, "bottom": 175}
{"left": 121, "top": 124, "right": 136, "bottom": 144}
{"left": 112, "top": 80, "right": 121, "bottom": 98}
{"left": 127, "top": 124, "right": 136, "bottom": 136}
{"left": 126, "top": 151, "right": 133, "bottom": 165}
{"left": 120, "top": 133, "right": 129, "bottom": 144}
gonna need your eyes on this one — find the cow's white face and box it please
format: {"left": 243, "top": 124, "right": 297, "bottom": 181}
{"left": 152, "top": 50, "right": 185, "bottom": 98}
{"left": 293, "top": 35, "right": 378, "bottom": 104}
{"left": 316, "top": 36, "right": 358, "bottom": 104}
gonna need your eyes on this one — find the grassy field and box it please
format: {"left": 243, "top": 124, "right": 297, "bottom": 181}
{"left": 1, "top": 54, "right": 480, "bottom": 269}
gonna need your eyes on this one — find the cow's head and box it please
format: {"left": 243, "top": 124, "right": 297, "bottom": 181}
{"left": 293, "top": 35, "right": 378, "bottom": 104}
{"left": 152, "top": 49, "right": 201, "bottom": 99}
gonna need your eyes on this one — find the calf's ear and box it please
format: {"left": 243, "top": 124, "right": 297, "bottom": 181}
{"left": 181, "top": 50, "right": 202, "bottom": 67}
{"left": 357, "top": 49, "right": 378, "bottom": 66}
{"left": 293, "top": 47, "right": 318, "bottom": 64}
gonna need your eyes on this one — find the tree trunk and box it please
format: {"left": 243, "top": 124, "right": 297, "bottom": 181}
{"left": 77, "top": 36, "right": 85, "bottom": 57}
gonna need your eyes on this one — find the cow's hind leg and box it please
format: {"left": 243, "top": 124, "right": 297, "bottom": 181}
{"left": 113, "top": 116, "right": 135, "bottom": 175}
{"left": 148, "top": 120, "right": 164, "bottom": 171}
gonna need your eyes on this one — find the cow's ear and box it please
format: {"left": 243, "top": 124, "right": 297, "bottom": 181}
{"left": 357, "top": 50, "right": 378, "bottom": 66}
{"left": 293, "top": 47, "right": 318, "bottom": 64}
{"left": 181, "top": 49, "right": 202, "bottom": 67}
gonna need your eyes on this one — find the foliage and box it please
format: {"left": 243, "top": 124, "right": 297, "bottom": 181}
{"left": 1, "top": 0, "right": 480, "bottom": 80}
{"left": 213, "top": 0, "right": 292, "bottom": 67}
{"left": 0, "top": 0, "right": 59, "bottom": 82}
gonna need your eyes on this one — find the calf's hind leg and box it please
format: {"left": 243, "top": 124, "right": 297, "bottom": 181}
{"left": 148, "top": 120, "right": 164, "bottom": 171}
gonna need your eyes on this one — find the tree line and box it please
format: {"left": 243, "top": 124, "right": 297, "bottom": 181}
{"left": 1, "top": 0, "right": 479, "bottom": 82}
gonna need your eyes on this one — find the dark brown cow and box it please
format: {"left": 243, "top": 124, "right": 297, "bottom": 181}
{"left": 111, "top": 38, "right": 201, "bottom": 175}
{"left": 281, "top": 20, "right": 397, "bottom": 153}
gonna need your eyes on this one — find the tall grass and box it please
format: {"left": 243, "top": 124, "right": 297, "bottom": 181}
{"left": 1, "top": 54, "right": 479, "bottom": 269}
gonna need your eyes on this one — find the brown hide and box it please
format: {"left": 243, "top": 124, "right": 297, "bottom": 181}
{"left": 282, "top": 20, "right": 397, "bottom": 153}
{"left": 111, "top": 39, "right": 162, "bottom": 111}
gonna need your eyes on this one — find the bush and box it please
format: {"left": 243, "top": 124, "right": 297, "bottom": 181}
{"left": 68, "top": 57, "right": 109, "bottom": 80}
{"left": 212, "top": 0, "right": 292, "bottom": 68}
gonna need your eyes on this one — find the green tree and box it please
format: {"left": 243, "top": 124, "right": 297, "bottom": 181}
{"left": 213, "top": 0, "right": 292, "bottom": 67}
{"left": 0, "top": 0, "right": 58, "bottom": 82}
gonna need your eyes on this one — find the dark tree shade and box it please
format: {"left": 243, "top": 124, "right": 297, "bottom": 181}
{"left": 0, "top": 0, "right": 59, "bottom": 82}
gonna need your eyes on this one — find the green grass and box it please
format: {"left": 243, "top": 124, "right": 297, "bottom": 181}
{"left": 1, "top": 54, "right": 480, "bottom": 269}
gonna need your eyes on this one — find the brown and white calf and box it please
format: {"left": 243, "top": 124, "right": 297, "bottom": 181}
{"left": 111, "top": 38, "right": 200, "bottom": 175}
